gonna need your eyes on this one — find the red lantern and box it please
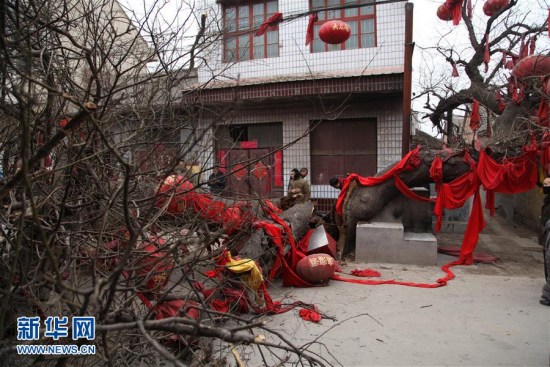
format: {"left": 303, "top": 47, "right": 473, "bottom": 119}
{"left": 511, "top": 55, "right": 550, "bottom": 80}
{"left": 295, "top": 254, "right": 336, "bottom": 284}
{"left": 155, "top": 175, "right": 194, "bottom": 214}
{"left": 318, "top": 20, "right": 351, "bottom": 45}
{"left": 483, "top": 0, "right": 509, "bottom": 16}
{"left": 437, "top": 4, "right": 453, "bottom": 21}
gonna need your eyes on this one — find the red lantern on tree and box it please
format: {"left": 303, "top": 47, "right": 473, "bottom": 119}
{"left": 511, "top": 55, "right": 550, "bottom": 80}
{"left": 318, "top": 20, "right": 351, "bottom": 44}
{"left": 483, "top": 0, "right": 510, "bottom": 16}
{"left": 437, "top": 3, "right": 453, "bottom": 21}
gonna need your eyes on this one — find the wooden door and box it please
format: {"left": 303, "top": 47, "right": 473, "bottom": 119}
{"left": 225, "top": 148, "right": 274, "bottom": 198}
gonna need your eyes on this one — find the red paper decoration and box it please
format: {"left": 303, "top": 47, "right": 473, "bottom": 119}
{"left": 318, "top": 20, "right": 351, "bottom": 44}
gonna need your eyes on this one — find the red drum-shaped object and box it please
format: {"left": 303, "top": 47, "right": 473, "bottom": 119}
{"left": 511, "top": 55, "right": 550, "bottom": 80}
{"left": 296, "top": 254, "right": 336, "bottom": 283}
{"left": 437, "top": 4, "right": 453, "bottom": 21}
{"left": 318, "top": 20, "right": 351, "bottom": 44}
{"left": 156, "top": 175, "right": 194, "bottom": 214}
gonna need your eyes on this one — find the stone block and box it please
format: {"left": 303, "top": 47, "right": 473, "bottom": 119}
{"left": 356, "top": 221, "right": 437, "bottom": 265}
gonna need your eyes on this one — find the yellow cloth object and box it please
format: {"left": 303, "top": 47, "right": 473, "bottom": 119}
{"left": 225, "top": 256, "right": 264, "bottom": 291}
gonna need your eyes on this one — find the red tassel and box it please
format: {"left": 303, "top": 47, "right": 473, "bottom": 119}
{"left": 452, "top": 62, "right": 459, "bottom": 77}
{"left": 529, "top": 35, "right": 537, "bottom": 55}
{"left": 539, "top": 99, "right": 550, "bottom": 127}
{"left": 495, "top": 90, "right": 505, "bottom": 112}
{"left": 470, "top": 100, "right": 481, "bottom": 131}
{"left": 467, "top": 0, "right": 472, "bottom": 18}
{"left": 255, "top": 12, "right": 283, "bottom": 36}
{"left": 305, "top": 13, "right": 318, "bottom": 46}
{"left": 484, "top": 34, "right": 490, "bottom": 72}
{"left": 451, "top": 1, "right": 462, "bottom": 25}
{"left": 519, "top": 35, "right": 528, "bottom": 60}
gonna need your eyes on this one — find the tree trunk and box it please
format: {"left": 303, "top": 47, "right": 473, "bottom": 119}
{"left": 340, "top": 150, "right": 474, "bottom": 257}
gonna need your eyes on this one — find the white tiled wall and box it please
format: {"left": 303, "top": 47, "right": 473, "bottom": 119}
{"left": 198, "top": 0, "right": 406, "bottom": 84}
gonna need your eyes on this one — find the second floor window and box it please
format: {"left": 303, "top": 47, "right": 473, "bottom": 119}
{"left": 223, "top": 1, "right": 279, "bottom": 62}
{"left": 311, "top": 0, "right": 376, "bottom": 52}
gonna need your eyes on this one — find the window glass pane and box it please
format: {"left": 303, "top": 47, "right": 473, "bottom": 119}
{"left": 327, "top": 43, "right": 341, "bottom": 51}
{"left": 311, "top": 0, "right": 326, "bottom": 20}
{"left": 267, "top": 44, "right": 279, "bottom": 57}
{"left": 327, "top": 0, "right": 339, "bottom": 19}
{"left": 254, "top": 35, "right": 265, "bottom": 58}
{"left": 239, "top": 35, "right": 250, "bottom": 60}
{"left": 267, "top": 0, "right": 278, "bottom": 16}
{"left": 238, "top": 5, "right": 249, "bottom": 30}
{"left": 346, "top": 21, "right": 358, "bottom": 49}
{"left": 360, "top": 0, "right": 374, "bottom": 15}
{"left": 266, "top": 30, "right": 278, "bottom": 44}
{"left": 312, "top": 25, "right": 323, "bottom": 52}
{"left": 253, "top": 3, "right": 264, "bottom": 27}
{"left": 344, "top": 0, "right": 358, "bottom": 17}
{"left": 361, "top": 19, "right": 374, "bottom": 33}
{"left": 361, "top": 33, "right": 375, "bottom": 47}
{"left": 254, "top": 46, "right": 265, "bottom": 59}
{"left": 225, "top": 7, "right": 236, "bottom": 32}
{"left": 225, "top": 37, "right": 237, "bottom": 62}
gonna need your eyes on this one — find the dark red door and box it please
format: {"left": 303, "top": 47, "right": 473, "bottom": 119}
{"left": 226, "top": 148, "right": 274, "bottom": 198}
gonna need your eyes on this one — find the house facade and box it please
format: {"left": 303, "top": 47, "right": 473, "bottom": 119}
{"left": 188, "top": 0, "right": 413, "bottom": 211}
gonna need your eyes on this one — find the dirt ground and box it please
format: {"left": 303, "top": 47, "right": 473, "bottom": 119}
{"left": 214, "top": 214, "right": 549, "bottom": 366}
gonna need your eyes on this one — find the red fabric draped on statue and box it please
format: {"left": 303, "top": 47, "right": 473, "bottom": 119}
{"left": 477, "top": 143, "right": 538, "bottom": 216}
{"left": 430, "top": 151, "right": 484, "bottom": 264}
{"left": 336, "top": 146, "right": 422, "bottom": 215}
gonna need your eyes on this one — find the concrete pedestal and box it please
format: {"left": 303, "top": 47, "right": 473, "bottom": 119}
{"left": 356, "top": 222, "right": 437, "bottom": 265}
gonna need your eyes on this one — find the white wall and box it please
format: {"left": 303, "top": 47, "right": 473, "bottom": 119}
{"left": 198, "top": 0, "right": 406, "bottom": 84}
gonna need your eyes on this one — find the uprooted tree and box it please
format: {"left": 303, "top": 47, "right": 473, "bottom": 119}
{"left": 0, "top": 0, "right": 335, "bottom": 366}
{"left": 338, "top": 0, "right": 549, "bottom": 257}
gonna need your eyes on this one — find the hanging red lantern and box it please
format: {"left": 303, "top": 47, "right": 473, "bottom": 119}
{"left": 155, "top": 175, "right": 194, "bottom": 214}
{"left": 437, "top": 3, "right": 453, "bottom": 21}
{"left": 318, "top": 20, "right": 351, "bottom": 44}
{"left": 511, "top": 55, "right": 550, "bottom": 80}
{"left": 483, "top": 0, "right": 509, "bottom": 16}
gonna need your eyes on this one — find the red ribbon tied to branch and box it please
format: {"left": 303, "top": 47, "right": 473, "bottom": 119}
{"left": 470, "top": 99, "right": 481, "bottom": 131}
{"left": 305, "top": 13, "right": 318, "bottom": 46}
{"left": 255, "top": 12, "right": 283, "bottom": 36}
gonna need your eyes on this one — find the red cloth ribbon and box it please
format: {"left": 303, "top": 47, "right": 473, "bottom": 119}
{"left": 255, "top": 12, "right": 283, "bottom": 36}
{"left": 451, "top": 61, "right": 459, "bottom": 77}
{"left": 477, "top": 144, "right": 538, "bottom": 216}
{"left": 539, "top": 99, "right": 550, "bottom": 127}
{"left": 305, "top": 13, "right": 318, "bottom": 46}
{"left": 470, "top": 99, "right": 481, "bottom": 131}
{"left": 336, "top": 146, "right": 422, "bottom": 215}
{"left": 350, "top": 268, "right": 381, "bottom": 277}
{"left": 495, "top": 89, "right": 505, "bottom": 112}
{"left": 484, "top": 34, "right": 490, "bottom": 72}
{"left": 299, "top": 307, "right": 322, "bottom": 322}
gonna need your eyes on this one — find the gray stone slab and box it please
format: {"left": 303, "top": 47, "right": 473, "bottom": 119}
{"left": 356, "top": 221, "right": 437, "bottom": 265}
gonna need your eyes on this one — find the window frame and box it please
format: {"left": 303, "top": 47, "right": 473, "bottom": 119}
{"left": 222, "top": 1, "right": 280, "bottom": 63}
{"left": 309, "top": 0, "right": 377, "bottom": 53}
